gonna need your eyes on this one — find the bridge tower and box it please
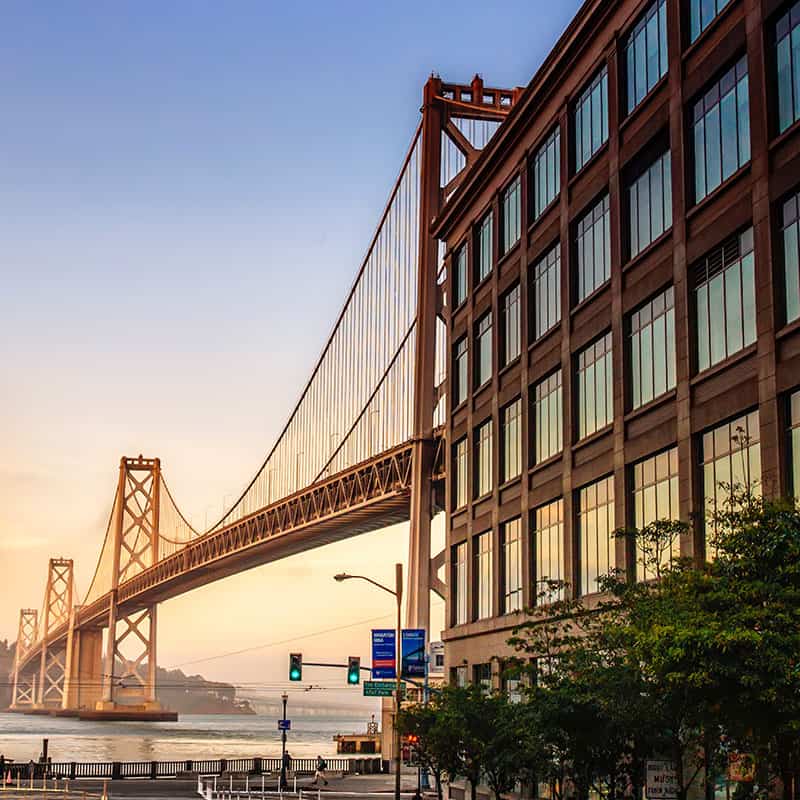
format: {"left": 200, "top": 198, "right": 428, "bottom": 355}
{"left": 97, "top": 456, "right": 161, "bottom": 711}
{"left": 35, "top": 558, "right": 75, "bottom": 708}
{"left": 10, "top": 608, "right": 38, "bottom": 709}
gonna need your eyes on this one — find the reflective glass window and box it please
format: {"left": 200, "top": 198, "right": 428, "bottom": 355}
{"left": 452, "top": 541, "right": 468, "bottom": 626}
{"left": 475, "top": 419, "right": 493, "bottom": 498}
{"left": 629, "top": 287, "right": 676, "bottom": 409}
{"left": 574, "top": 66, "right": 609, "bottom": 172}
{"left": 453, "top": 244, "right": 468, "bottom": 308}
{"left": 453, "top": 437, "right": 468, "bottom": 510}
{"left": 782, "top": 192, "right": 800, "bottom": 325}
{"left": 474, "top": 532, "right": 493, "bottom": 620}
{"left": 477, "top": 212, "right": 493, "bottom": 283}
{"left": 689, "top": 0, "right": 732, "bottom": 43}
{"left": 533, "top": 371, "right": 563, "bottom": 465}
{"left": 625, "top": 0, "right": 668, "bottom": 114}
{"left": 577, "top": 476, "right": 615, "bottom": 596}
{"left": 453, "top": 336, "right": 468, "bottom": 406}
{"left": 576, "top": 195, "right": 611, "bottom": 302}
{"left": 502, "top": 178, "right": 521, "bottom": 254}
{"left": 501, "top": 398, "right": 522, "bottom": 483}
{"left": 501, "top": 284, "right": 521, "bottom": 366}
{"left": 502, "top": 518, "right": 523, "bottom": 613}
{"left": 577, "top": 332, "right": 614, "bottom": 439}
{"left": 532, "top": 127, "right": 561, "bottom": 220}
{"left": 695, "top": 228, "right": 756, "bottom": 372}
{"left": 532, "top": 499, "right": 564, "bottom": 603}
{"left": 777, "top": 3, "right": 800, "bottom": 134}
{"left": 532, "top": 246, "right": 561, "bottom": 339}
{"left": 629, "top": 151, "right": 672, "bottom": 258}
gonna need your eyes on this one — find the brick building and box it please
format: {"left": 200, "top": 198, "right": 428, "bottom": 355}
{"left": 433, "top": 0, "right": 800, "bottom": 684}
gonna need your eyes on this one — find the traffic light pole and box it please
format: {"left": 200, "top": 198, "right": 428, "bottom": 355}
{"left": 280, "top": 692, "right": 288, "bottom": 791}
{"left": 394, "top": 563, "right": 403, "bottom": 800}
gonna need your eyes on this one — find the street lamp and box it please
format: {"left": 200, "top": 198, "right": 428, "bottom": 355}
{"left": 280, "top": 692, "right": 289, "bottom": 790}
{"left": 334, "top": 563, "right": 403, "bottom": 800}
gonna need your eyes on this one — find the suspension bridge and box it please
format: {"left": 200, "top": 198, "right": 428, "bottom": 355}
{"left": 8, "top": 76, "right": 518, "bottom": 718}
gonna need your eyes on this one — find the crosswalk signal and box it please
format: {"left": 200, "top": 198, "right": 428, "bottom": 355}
{"left": 289, "top": 653, "right": 302, "bottom": 681}
{"left": 347, "top": 656, "right": 360, "bottom": 685}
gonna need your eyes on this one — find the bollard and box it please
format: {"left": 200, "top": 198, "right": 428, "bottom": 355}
{"left": 293, "top": 776, "right": 297, "bottom": 794}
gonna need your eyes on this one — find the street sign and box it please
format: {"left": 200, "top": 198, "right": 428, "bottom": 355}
{"left": 363, "top": 680, "right": 405, "bottom": 697}
{"left": 371, "top": 629, "right": 397, "bottom": 679}
{"left": 646, "top": 760, "right": 678, "bottom": 799}
{"left": 401, "top": 629, "right": 426, "bottom": 678}
{"left": 278, "top": 719, "right": 291, "bottom": 731}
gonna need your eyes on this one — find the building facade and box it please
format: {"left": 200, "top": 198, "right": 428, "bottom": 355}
{"left": 434, "top": 0, "right": 800, "bottom": 683}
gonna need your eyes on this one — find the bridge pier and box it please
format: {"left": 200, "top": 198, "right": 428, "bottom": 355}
{"left": 35, "top": 559, "right": 74, "bottom": 710}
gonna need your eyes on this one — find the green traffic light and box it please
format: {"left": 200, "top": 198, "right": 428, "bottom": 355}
{"left": 347, "top": 656, "right": 360, "bottom": 685}
{"left": 289, "top": 653, "right": 302, "bottom": 682}
{"left": 290, "top": 668, "right": 301, "bottom": 680}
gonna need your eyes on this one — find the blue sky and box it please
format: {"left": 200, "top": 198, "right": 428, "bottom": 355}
{"left": 0, "top": 0, "right": 581, "bottom": 692}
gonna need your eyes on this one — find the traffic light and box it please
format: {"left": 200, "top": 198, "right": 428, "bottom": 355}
{"left": 289, "top": 653, "right": 302, "bottom": 681}
{"left": 347, "top": 656, "right": 360, "bottom": 685}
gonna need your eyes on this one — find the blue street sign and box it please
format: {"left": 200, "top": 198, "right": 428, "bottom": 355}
{"left": 401, "top": 628, "right": 426, "bottom": 678}
{"left": 371, "top": 629, "right": 397, "bottom": 679}
{"left": 278, "top": 719, "right": 291, "bottom": 731}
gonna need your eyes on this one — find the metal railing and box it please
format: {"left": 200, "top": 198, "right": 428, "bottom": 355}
{"left": 4, "top": 757, "right": 383, "bottom": 782}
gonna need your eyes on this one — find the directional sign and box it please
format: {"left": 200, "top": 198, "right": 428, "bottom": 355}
{"left": 401, "top": 629, "right": 426, "bottom": 678}
{"left": 278, "top": 719, "right": 291, "bottom": 731}
{"left": 363, "top": 680, "right": 406, "bottom": 697}
{"left": 371, "top": 629, "right": 397, "bottom": 679}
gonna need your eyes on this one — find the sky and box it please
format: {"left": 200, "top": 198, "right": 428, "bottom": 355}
{"left": 0, "top": 0, "right": 581, "bottom": 703}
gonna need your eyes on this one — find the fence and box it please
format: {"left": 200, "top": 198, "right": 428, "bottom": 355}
{"left": 5, "top": 757, "right": 383, "bottom": 782}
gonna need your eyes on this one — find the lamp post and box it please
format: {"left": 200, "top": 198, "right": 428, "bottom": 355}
{"left": 334, "top": 563, "right": 403, "bottom": 800}
{"left": 280, "top": 692, "right": 288, "bottom": 790}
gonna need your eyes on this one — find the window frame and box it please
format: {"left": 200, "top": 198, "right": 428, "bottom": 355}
{"left": 475, "top": 311, "right": 493, "bottom": 390}
{"left": 576, "top": 475, "right": 615, "bottom": 597}
{"left": 501, "top": 397, "right": 523, "bottom": 484}
{"left": 573, "top": 64, "right": 610, "bottom": 173}
{"left": 532, "top": 499, "right": 564, "bottom": 604}
{"left": 501, "top": 283, "right": 522, "bottom": 367}
{"left": 473, "top": 531, "right": 493, "bottom": 621}
{"left": 575, "top": 193, "right": 612, "bottom": 304}
{"left": 452, "top": 242, "right": 469, "bottom": 309}
{"left": 624, "top": 0, "right": 669, "bottom": 116}
{"left": 776, "top": 2, "right": 800, "bottom": 135}
{"left": 781, "top": 190, "right": 800, "bottom": 326}
{"left": 531, "top": 125, "right": 561, "bottom": 222}
{"left": 501, "top": 517, "right": 523, "bottom": 614}
{"left": 475, "top": 210, "right": 494, "bottom": 285}
{"left": 532, "top": 370, "right": 564, "bottom": 465}
{"left": 627, "top": 149, "right": 673, "bottom": 260}
{"left": 453, "top": 335, "right": 469, "bottom": 407}
{"left": 474, "top": 418, "right": 494, "bottom": 499}
{"left": 451, "top": 540, "right": 469, "bottom": 626}
{"left": 576, "top": 331, "right": 614, "bottom": 440}
{"left": 531, "top": 244, "right": 562, "bottom": 341}
{"left": 453, "top": 437, "right": 469, "bottom": 511}
{"left": 501, "top": 176, "right": 522, "bottom": 256}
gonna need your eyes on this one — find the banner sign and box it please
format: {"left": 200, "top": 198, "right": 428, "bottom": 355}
{"left": 646, "top": 761, "right": 678, "bottom": 799}
{"left": 401, "top": 628, "right": 426, "bottom": 678}
{"left": 371, "top": 629, "right": 397, "bottom": 679}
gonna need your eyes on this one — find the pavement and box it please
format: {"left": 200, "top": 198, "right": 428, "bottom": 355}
{"left": 0, "top": 770, "right": 430, "bottom": 800}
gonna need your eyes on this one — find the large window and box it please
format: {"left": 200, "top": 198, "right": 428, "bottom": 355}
{"left": 702, "top": 411, "right": 762, "bottom": 550}
{"left": 577, "top": 332, "right": 614, "bottom": 439}
{"left": 625, "top": 0, "right": 668, "bottom": 114}
{"left": 533, "top": 499, "right": 564, "bottom": 602}
{"left": 502, "top": 178, "right": 521, "bottom": 255}
{"left": 777, "top": 4, "right": 800, "bottom": 134}
{"left": 533, "top": 371, "right": 563, "bottom": 464}
{"left": 695, "top": 228, "right": 756, "bottom": 372}
{"left": 502, "top": 518, "right": 523, "bottom": 613}
{"left": 574, "top": 66, "right": 609, "bottom": 172}
{"left": 453, "top": 437, "right": 468, "bottom": 510}
{"left": 630, "top": 287, "right": 676, "bottom": 409}
{"left": 453, "top": 336, "right": 468, "bottom": 406}
{"left": 577, "top": 476, "right": 615, "bottom": 596}
{"left": 692, "top": 57, "right": 750, "bottom": 203}
{"left": 477, "top": 212, "right": 493, "bottom": 283}
{"left": 782, "top": 191, "right": 800, "bottom": 325}
{"left": 452, "top": 541, "right": 468, "bottom": 626}
{"left": 632, "top": 447, "right": 680, "bottom": 579}
{"left": 475, "top": 419, "right": 493, "bottom": 498}
{"left": 501, "top": 399, "right": 522, "bottom": 483}
{"left": 475, "top": 312, "right": 493, "bottom": 388}
{"left": 690, "top": 0, "right": 732, "bottom": 43}
{"left": 629, "top": 151, "right": 672, "bottom": 258}
{"left": 474, "top": 532, "right": 493, "bottom": 620}
{"left": 473, "top": 662, "right": 492, "bottom": 693}
{"left": 790, "top": 391, "right": 800, "bottom": 498}
{"left": 532, "top": 127, "right": 561, "bottom": 220}
{"left": 532, "top": 246, "right": 561, "bottom": 339}
{"left": 453, "top": 244, "right": 468, "bottom": 308}
{"left": 501, "top": 284, "right": 521, "bottom": 366}
{"left": 576, "top": 194, "right": 611, "bottom": 302}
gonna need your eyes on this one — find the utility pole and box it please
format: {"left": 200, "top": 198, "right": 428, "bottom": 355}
{"left": 280, "top": 692, "right": 288, "bottom": 791}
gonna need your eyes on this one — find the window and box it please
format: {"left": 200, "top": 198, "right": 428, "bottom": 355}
{"left": 502, "top": 672, "right": 523, "bottom": 704}
{"left": 476, "top": 212, "right": 493, "bottom": 283}
{"left": 532, "top": 246, "right": 561, "bottom": 339}
{"left": 790, "top": 391, "right": 800, "bottom": 498}
{"left": 474, "top": 532, "right": 493, "bottom": 620}
{"left": 532, "top": 127, "right": 561, "bottom": 220}
{"left": 501, "top": 399, "right": 522, "bottom": 483}
{"left": 452, "top": 665, "right": 468, "bottom": 687}
{"left": 532, "top": 499, "right": 564, "bottom": 602}
{"left": 501, "top": 284, "right": 521, "bottom": 366}
{"left": 574, "top": 66, "right": 609, "bottom": 172}
{"left": 782, "top": 191, "right": 800, "bottom": 325}
{"left": 625, "top": 0, "right": 668, "bottom": 114}
{"left": 475, "top": 419, "right": 493, "bottom": 498}
{"left": 475, "top": 312, "right": 493, "bottom": 388}
{"left": 502, "top": 178, "right": 521, "bottom": 254}
{"left": 695, "top": 228, "right": 756, "bottom": 372}
{"left": 777, "top": 4, "right": 800, "bottom": 134}
{"left": 576, "top": 194, "right": 611, "bottom": 302}
{"left": 689, "top": 0, "right": 732, "bottom": 43}
{"left": 577, "top": 332, "right": 614, "bottom": 439}
{"left": 453, "top": 336, "right": 468, "bottom": 406}
{"left": 632, "top": 447, "right": 680, "bottom": 579}
{"left": 502, "top": 518, "right": 523, "bottom": 613}
{"left": 577, "top": 476, "right": 615, "bottom": 596}
{"left": 701, "top": 411, "right": 762, "bottom": 551}
{"left": 453, "top": 244, "right": 468, "bottom": 308}
{"left": 692, "top": 57, "right": 750, "bottom": 203}
{"left": 473, "top": 662, "right": 492, "bottom": 693}
{"left": 453, "top": 438, "right": 468, "bottom": 510}
{"left": 629, "top": 151, "right": 672, "bottom": 257}
{"left": 533, "top": 371, "right": 563, "bottom": 464}
{"left": 452, "top": 541, "right": 468, "bottom": 626}
{"left": 630, "top": 287, "right": 676, "bottom": 409}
